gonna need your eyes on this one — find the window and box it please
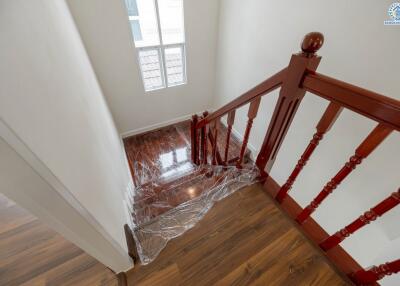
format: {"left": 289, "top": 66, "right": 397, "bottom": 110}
{"left": 124, "top": 0, "right": 186, "bottom": 91}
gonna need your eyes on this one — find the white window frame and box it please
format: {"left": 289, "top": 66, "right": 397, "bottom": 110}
{"left": 137, "top": 46, "right": 165, "bottom": 90}
{"left": 134, "top": 0, "right": 186, "bottom": 92}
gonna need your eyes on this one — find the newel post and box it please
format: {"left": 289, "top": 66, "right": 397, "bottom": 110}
{"left": 255, "top": 32, "right": 324, "bottom": 176}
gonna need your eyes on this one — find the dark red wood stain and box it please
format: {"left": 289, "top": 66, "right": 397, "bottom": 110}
{"left": 276, "top": 102, "right": 343, "bottom": 203}
{"left": 189, "top": 32, "right": 400, "bottom": 285}
{"left": 320, "top": 189, "right": 400, "bottom": 251}
{"left": 296, "top": 123, "right": 393, "bottom": 224}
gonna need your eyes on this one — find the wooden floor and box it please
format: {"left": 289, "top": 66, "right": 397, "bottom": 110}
{"left": 126, "top": 183, "right": 348, "bottom": 286}
{"left": 0, "top": 193, "right": 118, "bottom": 286}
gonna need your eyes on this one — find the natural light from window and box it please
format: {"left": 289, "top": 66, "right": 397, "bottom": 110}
{"left": 124, "top": 0, "right": 186, "bottom": 92}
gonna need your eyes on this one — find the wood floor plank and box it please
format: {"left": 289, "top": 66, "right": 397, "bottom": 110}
{"left": 126, "top": 184, "right": 348, "bottom": 285}
{"left": 214, "top": 229, "right": 304, "bottom": 286}
{"left": 0, "top": 220, "right": 59, "bottom": 260}
{"left": 20, "top": 253, "right": 117, "bottom": 286}
{"left": 0, "top": 203, "right": 36, "bottom": 235}
{"left": 135, "top": 263, "right": 181, "bottom": 286}
{"left": 0, "top": 194, "right": 117, "bottom": 286}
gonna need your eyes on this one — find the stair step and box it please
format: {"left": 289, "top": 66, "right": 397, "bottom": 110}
{"left": 132, "top": 166, "right": 207, "bottom": 206}
{"left": 132, "top": 165, "right": 258, "bottom": 226}
{"left": 125, "top": 121, "right": 253, "bottom": 188}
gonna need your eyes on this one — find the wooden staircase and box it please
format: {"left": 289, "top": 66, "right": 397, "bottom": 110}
{"left": 123, "top": 32, "right": 400, "bottom": 285}
{"left": 189, "top": 32, "right": 400, "bottom": 285}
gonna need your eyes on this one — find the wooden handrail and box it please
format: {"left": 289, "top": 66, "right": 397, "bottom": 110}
{"left": 189, "top": 32, "right": 400, "bottom": 284}
{"left": 303, "top": 71, "right": 400, "bottom": 131}
{"left": 196, "top": 67, "right": 287, "bottom": 129}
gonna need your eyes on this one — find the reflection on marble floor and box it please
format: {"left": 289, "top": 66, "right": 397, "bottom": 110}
{"left": 123, "top": 121, "right": 258, "bottom": 264}
{"left": 124, "top": 122, "right": 193, "bottom": 188}
{"left": 123, "top": 121, "right": 251, "bottom": 188}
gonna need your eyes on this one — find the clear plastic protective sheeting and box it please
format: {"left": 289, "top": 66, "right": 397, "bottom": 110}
{"left": 123, "top": 121, "right": 259, "bottom": 264}
{"left": 125, "top": 122, "right": 194, "bottom": 189}
{"left": 131, "top": 164, "right": 260, "bottom": 265}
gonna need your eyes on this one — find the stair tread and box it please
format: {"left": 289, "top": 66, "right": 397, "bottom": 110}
{"left": 124, "top": 121, "right": 253, "bottom": 188}
{"left": 132, "top": 164, "right": 258, "bottom": 226}
{"left": 123, "top": 120, "right": 257, "bottom": 264}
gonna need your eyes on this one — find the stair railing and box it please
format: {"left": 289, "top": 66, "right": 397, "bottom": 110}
{"left": 190, "top": 32, "right": 400, "bottom": 285}
{"left": 191, "top": 61, "right": 287, "bottom": 167}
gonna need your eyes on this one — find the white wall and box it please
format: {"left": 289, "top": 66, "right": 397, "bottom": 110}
{"left": 0, "top": 0, "right": 133, "bottom": 272}
{"left": 0, "top": 136, "right": 131, "bottom": 272}
{"left": 66, "top": 0, "right": 220, "bottom": 136}
{"left": 374, "top": 237, "right": 400, "bottom": 286}
{"left": 215, "top": 0, "right": 400, "bottom": 269}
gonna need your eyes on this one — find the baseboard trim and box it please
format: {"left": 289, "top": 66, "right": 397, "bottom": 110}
{"left": 121, "top": 111, "right": 206, "bottom": 138}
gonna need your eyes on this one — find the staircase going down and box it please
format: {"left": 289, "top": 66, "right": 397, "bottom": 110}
{"left": 123, "top": 33, "right": 400, "bottom": 285}
{"left": 124, "top": 121, "right": 259, "bottom": 264}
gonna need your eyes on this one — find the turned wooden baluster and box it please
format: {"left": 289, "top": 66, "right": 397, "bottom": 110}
{"left": 201, "top": 111, "right": 209, "bottom": 164}
{"left": 224, "top": 110, "right": 236, "bottom": 164}
{"left": 256, "top": 32, "right": 324, "bottom": 175}
{"left": 190, "top": 114, "right": 199, "bottom": 164}
{"left": 351, "top": 259, "right": 400, "bottom": 284}
{"left": 196, "top": 119, "right": 201, "bottom": 165}
{"left": 212, "top": 119, "right": 220, "bottom": 165}
{"left": 236, "top": 98, "right": 261, "bottom": 168}
{"left": 320, "top": 189, "right": 400, "bottom": 251}
{"left": 296, "top": 123, "right": 393, "bottom": 224}
{"left": 208, "top": 126, "right": 223, "bottom": 165}
{"left": 276, "top": 102, "right": 343, "bottom": 203}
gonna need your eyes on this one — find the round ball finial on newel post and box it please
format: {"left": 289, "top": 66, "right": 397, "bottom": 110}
{"left": 301, "top": 32, "right": 324, "bottom": 57}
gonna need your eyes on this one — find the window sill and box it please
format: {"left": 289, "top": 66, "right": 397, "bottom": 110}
{"left": 144, "top": 81, "right": 187, "bottom": 93}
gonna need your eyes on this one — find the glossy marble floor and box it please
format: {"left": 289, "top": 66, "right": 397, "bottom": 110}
{"left": 123, "top": 120, "right": 254, "bottom": 225}
{"left": 123, "top": 121, "right": 250, "bottom": 188}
